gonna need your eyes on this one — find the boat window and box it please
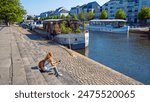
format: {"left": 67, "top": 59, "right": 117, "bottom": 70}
{"left": 75, "top": 38, "right": 78, "bottom": 41}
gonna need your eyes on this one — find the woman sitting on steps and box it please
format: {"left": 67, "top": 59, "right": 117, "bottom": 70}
{"left": 38, "top": 51, "right": 62, "bottom": 77}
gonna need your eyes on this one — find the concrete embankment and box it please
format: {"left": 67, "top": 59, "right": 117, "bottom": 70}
{"left": 129, "top": 27, "right": 149, "bottom": 34}
{"left": 0, "top": 26, "right": 143, "bottom": 85}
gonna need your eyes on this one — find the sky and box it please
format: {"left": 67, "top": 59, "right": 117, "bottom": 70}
{"left": 20, "top": 0, "right": 109, "bottom": 15}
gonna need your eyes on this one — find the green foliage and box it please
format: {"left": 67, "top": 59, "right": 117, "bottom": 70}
{"left": 60, "top": 22, "right": 72, "bottom": 34}
{"left": 115, "top": 9, "right": 126, "bottom": 19}
{"left": 72, "top": 14, "right": 77, "bottom": 20}
{"left": 61, "top": 14, "right": 66, "bottom": 19}
{"left": 51, "top": 16, "right": 54, "bottom": 19}
{"left": 138, "top": 7, "right": 150, "bottom": 21}
{"left": 57, "top": 15, "right": 61, "bottom": 19}
{"left": 78, "top": 12, "right": 85, "bottom": 21}
{"left": 86, "top": 10, "right": 94, "bottom": 20}
{"left": 27, "top": 15, "right": 34, "bottom": 20}
{"left": 100, "top": 9, "right": 108, "bottom": 19}
{"left": 0, "top": 0, "right": 26, "bottom": 25}
{"left": 54, "top": 16, "right": 58, "bottom": 19}
{"left": 75, "top": 27, "right": 81, "bottom": 33}
{"left": 66, "top": 14, "right": 71, "bottom": 20}
{"left": 46, "top": 16, "right": 51, "bottom": 19}
{"left": 65, "top": 27, "right": 72, "bottom": 34}
{"left": 60, "top": 23, "right": 66, "bottom": 33}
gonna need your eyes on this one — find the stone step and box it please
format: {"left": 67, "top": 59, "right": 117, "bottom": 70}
{"left": 16, "top": 37, "right": 38, "bottom": 85}
{"left": 22, "top": 33, "right": 64, "bottom": 85}
{"left": 13, "top": 27, "right": 48, "bottom": 85}
{"left": 20, "top": 38, "right": 48, "bottom": 85}
{"left": 0, "top": 27, "right": 12, "bottom": 85}
{"left": 11, "top": 33, "right": 28, "bottom": 85}
{"left": 17, "top": 26, "right": 81, "bottom": 85}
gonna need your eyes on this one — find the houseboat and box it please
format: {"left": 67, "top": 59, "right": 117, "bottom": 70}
{"left": 37, "top": 19, "right": 89, "bottom": 49}
{"left": 88, "top": 19, "right": 129, "bottom": 34}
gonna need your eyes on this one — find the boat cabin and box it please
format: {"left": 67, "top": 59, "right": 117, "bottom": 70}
{"left": 43, "top": 19, "right": 80, "bottom": 34}
{"left": 89, "top": 19, "right": 127, "bottom": 28}
{"left": 43, "top": 19, "right": 63, "bottom": 34}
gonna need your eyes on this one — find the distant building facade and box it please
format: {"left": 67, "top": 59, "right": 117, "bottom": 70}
{"left": 100, "top": 0, "right": 150, "bottom": 23}
{"left": 70, "top": 1, "right": 100, "bottom": 18}
{"left": 40, "top": 7, "right": 69, "bottom": 19}
{"left": 70, "top": 6, "right": 81, "bottom": 16}
{"left": 139, "top": 0, "right": 150, "bottom": 11}
{"left": 53, "top": 7, "right": 69, "bottom": 16}
{"left": 39, "top": 0, "right": 150, "bottom": 23}
{"left": 101, "top": 0, "right": 139, "bottom": 23}
{"left": 40, "top": 10, "right": 54, "bottom": 18}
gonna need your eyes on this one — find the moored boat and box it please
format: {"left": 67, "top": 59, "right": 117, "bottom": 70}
{"left": 34, "top": 19, "right": 89, "bottom": 49}
{"left": 88, "top": 19, "right": 129, "bottom": 34}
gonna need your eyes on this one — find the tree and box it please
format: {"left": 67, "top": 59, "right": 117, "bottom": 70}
{"left": 61, "top": 14, "right": 66, "bottom": 19}
{"left": 54, "top": 15, "right": 57, "bottom": 19}
{"left": 72, "top": 14, "right": 77, "bottom": 20}
{"left": 57, "top": 15, "right": 61, "bottom": 19}
{"left": 138, "top": 7, "right": 150, "bottom": 23}
{"left": 115, "top": 9, "right": 126, "bottom": 19}
{"left": 46, "top": 16, "right": 51, "bottom": 19}
{"left": 75, "top": 27, "right": 81, "bottom": 33}
{"left": 78, "top": 12, "right": 85, "bottom": 32}
{"left": 0, "top": 0, "right": 26, "bottom": 26}
{"left": 27, "top": 15, "right": 34, "bottom": 20}
{"left": 66, "top": 14, "right": 71, "bottom": 20}
{"left": 100, "top": 9, "right": 108, "bottom": 19}
{"left": 78, "top": 12, "right": 85, "bottom": 21}
{"left": 86, "top": 10, "right": 94, "bottom": 20}
{"left": 60, "top": 22, "right": 72, "bottom": 34}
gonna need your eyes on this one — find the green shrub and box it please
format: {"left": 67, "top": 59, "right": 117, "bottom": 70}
{"left": 75, "top": 27, "right": 81, "bottom": 33}
{"left": 65, "top": 27, "right": 72, "bottom": 34}
{"left": 60, "top": 22, "right": 72, "bottom": 34}
{"left": 60, "top": 23, "right": 66, "bottom": 33}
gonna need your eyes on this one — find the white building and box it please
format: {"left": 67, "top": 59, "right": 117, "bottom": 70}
{"left": 70, "top": 6, "right": 81, "bottom": 16}
{"left": 53, "top": 7, "right": 69, "bottom": 16}
{"left": 40, "top": 10, "right": 54, "bottom": 18}
{"left": 139, "top": 0, "right": 150, "bottom": 11}
{"left": 70, "top": 1, "right": 100, "bottom": 18}
{"left": 100, "top": 0, "right": 150, "bottom": 23}
{"left": 101, "top": 0, "right": 139, "bottom": 23}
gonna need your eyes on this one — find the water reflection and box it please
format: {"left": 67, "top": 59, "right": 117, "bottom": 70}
{"left": 75, "top": 31, "right": 150, "bottom": 84}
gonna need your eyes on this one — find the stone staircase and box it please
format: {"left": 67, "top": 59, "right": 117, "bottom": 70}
{"left": 11, "top": 28, "right": 47, "bottom": 84}
{"left": 11, "top": 26, "right": 71, "bottom": 85}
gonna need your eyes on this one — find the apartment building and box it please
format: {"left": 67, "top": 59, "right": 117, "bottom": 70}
{"left": 40, "top": 10, "right": 54, "bottom": 18}
{"left": 101, "top": 0, "right": 150, "bottom": 23}
{"left": 40, "top": 7, "right": 69, "bottom": 19}
{"left": 70, "top": 1, "right": 100, "bottom": 18}
{"left": 101, "top": 0, "right": 138, "bottom": 23}
{"left": 53, "top": 7, "right": 69, "bottom": 16}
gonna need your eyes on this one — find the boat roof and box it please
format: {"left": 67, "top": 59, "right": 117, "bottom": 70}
{"left": 90, "top": 19, "right": 127, "bottom": 22}
{"left": 43, "top": 19, "right": 63, "bottom": 22}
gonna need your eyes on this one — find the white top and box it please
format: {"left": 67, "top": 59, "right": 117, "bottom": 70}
{"left": 90, "top": 19, "right": 127, "bottom": 22}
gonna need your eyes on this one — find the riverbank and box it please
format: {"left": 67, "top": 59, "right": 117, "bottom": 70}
{"left": 0, "top": 25, "right": 142, "bottom": 85}
{"left": 129, "top": 27, "right": 149, "bottom": 34}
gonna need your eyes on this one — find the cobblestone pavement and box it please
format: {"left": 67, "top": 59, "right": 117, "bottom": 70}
{"left": 0, "top": 26, "right": 143, "bottom": 85}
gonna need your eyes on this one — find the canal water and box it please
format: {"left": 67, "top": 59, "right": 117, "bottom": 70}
{"left": 75, "top": 31, "right": 150, "bottom": 84}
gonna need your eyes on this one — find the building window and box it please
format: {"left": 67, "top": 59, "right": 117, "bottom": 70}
{"left": 110, "top": 11, "right": 113, "bottom": 13}
{"left": 128, "top": 10, "right": 132, "bottom": 12}
{"left": 110, "top": 7, "right": 113, "bottom": 9}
